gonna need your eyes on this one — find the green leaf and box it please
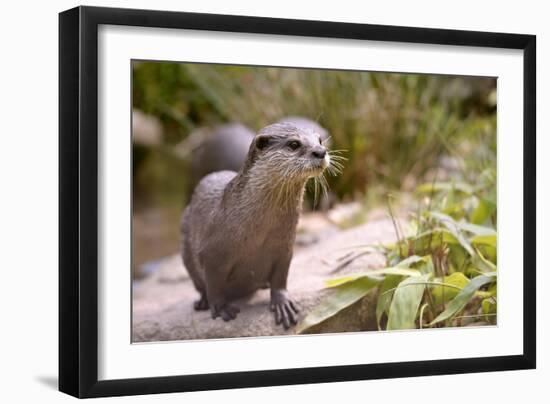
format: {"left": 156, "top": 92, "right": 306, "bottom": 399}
{"left": 407, "top": 228, "right": 460, "bottom": 255}
{"left": 297, "top": 276, "right": 381, "bottom": 333}
{"left": 429, "top": 212, "right": 475, "bottom": 256}
{"left": 471, "top": 234, "right": 497, "bottom": 248}
{"left": 375, "top": 275, "right": 402, "bottom": 330}
{"left": 471, "top": 234, "right": 497, "bottom": 264}
{"left": 455, "top": 222, "right": 496, "bottom": 237}
{"left": 475, "top": 245, "right": 497, "bottom": 265}
{"left": 447, "top": 244, "right": 468, "bottom": 273}
{"left": 429, "top": 212, "right": 495, "bottom": 272}
{"left": 471, "top": 197, "right": 496, "bottom": 225}
{"left": 475, "top": 247, "right": 497, "bottom": 271}
{"left": 387, "top": 274, "right": 431, "bottom": 330}
{"left": 416, "top": 182, "right": 474, "bottom": 195}
{"left": 396, "top": 255, "right": 428, "bottom": 268}
{"left": 325, "top": 267, "right": 421, "bottom": 288}
{"left": 429, "top": 273, "right": 496, "bottom": 325}
{"left": 431, "top": 272, "right": 470, "bottom": 306}
{"left": 416, "top": 255, "right": 435, "bottom": 275}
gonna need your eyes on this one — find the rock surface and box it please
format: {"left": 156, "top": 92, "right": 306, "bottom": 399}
{"left": 132, "top": 216, "right": 400, "bottom": 342}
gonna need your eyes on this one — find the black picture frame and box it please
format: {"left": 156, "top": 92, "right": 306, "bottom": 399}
{"left": 59, "top": 5, "right": 536, "bottom": 398}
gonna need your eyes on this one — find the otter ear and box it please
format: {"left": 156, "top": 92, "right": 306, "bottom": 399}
{"left": 255, "top": 134, "right": 272, "bottom": 150}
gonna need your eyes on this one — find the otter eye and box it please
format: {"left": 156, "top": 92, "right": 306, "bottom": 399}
{"left": 288, "top": 141, "right": 301, "bottom": 150}
{"left": 319, "top": 138, "right": 323, "bottom": 145}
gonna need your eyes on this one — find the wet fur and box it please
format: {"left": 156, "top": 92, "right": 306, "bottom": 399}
{"left": 181, "top": 123, "right": 335, "bottom": 328}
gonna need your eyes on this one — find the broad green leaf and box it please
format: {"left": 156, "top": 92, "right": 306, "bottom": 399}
{"left": 431, "top": 272, "right": 470, "bottom": 306}
{"left": 476, "top": 244, "right": 497, "bottom": 265}
{"left": 297, "top": 276, "right": 381, "bottom": 333}
{"left": 325, "top": 267, "right": 421, "bottom": 288}
{"left": 387, "top": 274, "right": 431, "bottom": 330}
{"left": 471, "top": 234, "right": 497, "bottom": 264}
{"left": 429, "top": 273, "right": 496, "bottom": 325}
{"left": 375, "top": 275, "right": 402, "bottom": 330}
{"left": 471, "top": 197, "right": 496, "bottom": 225}
{"left": 471, "top": 234, "right": 497, "bottom": 248}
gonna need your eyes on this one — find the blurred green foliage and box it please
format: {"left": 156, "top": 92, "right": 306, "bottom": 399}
{"left": 132, "top": 61, "right": 496, "bottom": 206}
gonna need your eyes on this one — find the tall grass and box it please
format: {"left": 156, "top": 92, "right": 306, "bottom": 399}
{"left": 132, "top": 61, "right": 496, "bottom": 202}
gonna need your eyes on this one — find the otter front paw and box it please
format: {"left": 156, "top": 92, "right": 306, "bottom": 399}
{"left": 270, "top": 291, "right": 299, "bottom": 329}
{"left": 211, "top": 302, "right": 240, "bottom": 321}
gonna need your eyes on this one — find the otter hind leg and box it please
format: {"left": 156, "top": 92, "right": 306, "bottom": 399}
{"left": 193, "top": 293, "right": 210, "bottom": 311}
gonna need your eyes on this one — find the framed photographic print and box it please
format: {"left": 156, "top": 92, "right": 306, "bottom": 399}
{"left": 59, "top": 5, "right": 536, "bottom": 398}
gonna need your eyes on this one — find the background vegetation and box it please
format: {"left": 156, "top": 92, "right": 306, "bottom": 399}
{"left": 132, "top": 61, "right": 497, "bottom": 330}
{"left": 133, "top": 61, "right": 496, "bottom": 205}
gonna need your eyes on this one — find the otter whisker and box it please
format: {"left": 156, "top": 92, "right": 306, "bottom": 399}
{"left": 329, "top": 168, "right": 341, "bottom": 177}
{"left": 329, "top": 162, "right": 345, "bottom": 171}
{"left": 318, "top": 174, "right": 329, "bottom": 200}
{"left": 327, "top": 149, "right": 348, "bottom": 154}
{"left": 326, "top": 154, "right": 344, "bottom": 176}
{"left": 328, "top": 156, "right": 347, "bottom": 165}
{"left": 327, "top": 154, "right": 348, "bottom": 161}
{"left": 328, "top": 153, "right": 347, "bottom": 159}
{"left": 312, "top": 177, "right": 320, "bottom": 208}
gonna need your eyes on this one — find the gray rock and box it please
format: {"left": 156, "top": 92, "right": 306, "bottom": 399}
{"left": 132, "top": 217, "right": 399, "bottom": 342}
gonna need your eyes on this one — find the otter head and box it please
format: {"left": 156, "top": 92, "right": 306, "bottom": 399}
{"left": 247, "top": 122, "right": 330, "bottom": 182}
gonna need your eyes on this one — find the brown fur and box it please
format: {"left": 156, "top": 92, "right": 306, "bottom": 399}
{"left": 180, "top": 122, "right": 331, "bottom": 328}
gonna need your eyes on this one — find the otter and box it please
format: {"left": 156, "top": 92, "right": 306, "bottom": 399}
{"left": 278, "top": 116, "right": 330, "bottom": 146}
{"left": 180, "top": 118, "right": 330, "bottom": 195}
{"left": 180, "top": 122, "right": 333, "bottom": 329}
{"left": 184, "top": 123, "right": 256, "bottom": 192}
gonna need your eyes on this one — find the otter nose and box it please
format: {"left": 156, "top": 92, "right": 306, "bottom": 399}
{"left": 312, "top": 147, "right": 327, "bottom": 159}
